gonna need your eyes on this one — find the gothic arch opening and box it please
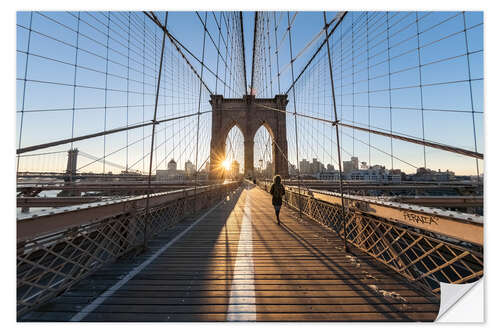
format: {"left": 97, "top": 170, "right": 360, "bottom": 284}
{"left": 254, "top": 125, "right": 274, "bottom": 179}
{"left": 209, "top": 95, "right": 289, "bottom": 179}
{"left": 224, "top": 125, "right": 244, "bottom": 179}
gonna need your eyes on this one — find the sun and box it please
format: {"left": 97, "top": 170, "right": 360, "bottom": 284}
{"left": 222, "top": 159, "right": 231, "bottom": 171}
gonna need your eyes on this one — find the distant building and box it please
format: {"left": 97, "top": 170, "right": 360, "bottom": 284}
{"left": 299, "top": 159, "right": 310, "bottom": 174}
{"left": 157, "top": 158, "right": 185, "bottom": 181}
{"left": 351, "top": 157, "right": 359, "bottom": 170}
{"left": 317, "top": 171, "right": 340, "bottom": 181}
{"left": 185, "top": 160, "right": 195, "bottom": 176}
{"left": 310, "top": 158, "right": 325, "bottom": 174}
{"left": 388, "top": 169, "right": 403, "bottom": 182}
{"left": 343, "top": 156, "right": 359, "bottom": 174}
{"left": 343, "top": 160, "right": 353, "bottom": 174}
{"left": 156, "top": 169, "right": 168, "bottom": 181}
{"left": 345, "top": 165, "right": 401, "bottom": 182}
{"left": 411, "top": 167, "right": 455, "bottom": 181}
{"left": 289, "top": 164, "right": 298, "bottom": 176}
{"left": 326, "top": 163, "right": 335, "bottom": 172}
{"left": 168, "top": 159, "right": 177, "bottom": 171}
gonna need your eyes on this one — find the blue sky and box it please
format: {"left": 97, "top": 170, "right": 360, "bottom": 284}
{"left": 16, "top": 11, "right": 483, "bottom": 176}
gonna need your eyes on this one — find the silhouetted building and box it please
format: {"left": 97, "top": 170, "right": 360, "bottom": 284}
{"left": 185, "top": 160, "right": 195, "bottom": 176}
{"left": 168, "top": 159, "right": 177, "bottom": 171}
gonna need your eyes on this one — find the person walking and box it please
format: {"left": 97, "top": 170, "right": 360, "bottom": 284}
{"left": 269, "top": 175, "right": 286, "bottom": 225}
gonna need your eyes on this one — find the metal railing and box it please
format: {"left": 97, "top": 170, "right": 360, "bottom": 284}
{"left": 17, "top": 181, "right": 240, "bottom": 317}
{"left": 259, "top": 180, "right": 483, "bottom": 294}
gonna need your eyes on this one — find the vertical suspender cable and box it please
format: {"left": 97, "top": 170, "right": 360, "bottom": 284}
{"left": 143, "top": 12, "right": 168, "bottom": 250}
{"left": 462, "top": 11, "right": 481, "bottom": 182}
{"left": 250, "top": 12, "right": 258, "bottom": 95}
{"left": 324, "top": 11, "right": 348, "bottom": 252}
{"left": 266, "top": 14, "right": 273, "bottom": 96}
{"left": 195, "top": 12, "right": 208, "bottom": 207}
{"left": 142, "top": 15, "right": 146, "bottom": 173}
{"left": 287, "top": 11, "right": 302, "bottom": 217}
{"left": 103, "top": 12, "right": 110, "bottom": 174}
{"left": 126, "top": 12, "right": 131, "bottom": 172}
{"left": 386, "top": 12, "right": 394, "bottom": 171}
{"left": 351, "top": 15, "right": 355, "bottom": 158}
{"left": 228, "top": 14, "right": 234, "bottom": 97}
{"left": 223, "top": 12, "right": 229, "bottom": 97}
{"left": 215, "top": 12, "right": 221, "bottom": 94}
{"left": 69, "top": 12, "right": 81, "bottom": 181}
{"left": 164, "top": 26, "right": 168, "bottom": 171}
{"left": 240, "top": 12, "right": 248, "bottom": 95}
{"left": 416, "top": 12, "right": 427, "bottom": 170}
{"left": 366, "top": 13, "right": 371, "bottom": 168}
{"left": 273, "top": 12, "right": 281, "bottom": 93}
{"left": 154, "top": 24, "right": 158, "bottom": 172}
{"left": 17, "top": 12, "right": 33, "bottom": 174}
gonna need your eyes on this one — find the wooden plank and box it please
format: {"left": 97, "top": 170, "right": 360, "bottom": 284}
{"left": 51, "top": 295, "right": 439, "bottom": 306}
{"left": 39, "top": 303, "right": 440, "bottom": 314}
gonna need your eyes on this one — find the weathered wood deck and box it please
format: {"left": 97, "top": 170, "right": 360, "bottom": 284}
{"left": 21, "top": 183, "right": 439, "bottom": 322}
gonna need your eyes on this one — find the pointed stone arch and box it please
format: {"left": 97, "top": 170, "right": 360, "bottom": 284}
{"left": 209, "top": 94, "right": 288, "bottom": 179}
{"left": 253, "top": 123, "right": 274, "bottom": 176}
{"left": 224, "top": 124, "right": 244, "bottom": 170}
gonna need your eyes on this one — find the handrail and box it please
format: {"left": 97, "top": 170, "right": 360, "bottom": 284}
{"left": 17, "top": 182, "right": 239, "bottom": 242}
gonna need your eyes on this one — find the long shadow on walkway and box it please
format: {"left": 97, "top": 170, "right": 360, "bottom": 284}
{"left": 278, "top": 213, "right": 438, "bottom": 321}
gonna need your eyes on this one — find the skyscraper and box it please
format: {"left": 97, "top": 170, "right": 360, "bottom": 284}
{"left": 351, "top": 156, "right": 359, "bottom": 170}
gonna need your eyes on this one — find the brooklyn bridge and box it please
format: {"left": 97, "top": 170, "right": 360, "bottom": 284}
{"left": 16, "top": 11, "right": 483, "bottom": 321}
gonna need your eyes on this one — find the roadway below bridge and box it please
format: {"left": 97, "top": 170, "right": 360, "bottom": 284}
{"left": 21, "top": 183, "right": 439, "bottom": 322}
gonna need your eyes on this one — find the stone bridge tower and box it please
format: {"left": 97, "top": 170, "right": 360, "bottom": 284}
{"left": 209, "top": 94, "right": 289, "bottom": 179}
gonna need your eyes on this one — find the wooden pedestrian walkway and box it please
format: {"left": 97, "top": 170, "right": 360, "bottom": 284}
{"left": 21, "top": 183, "right": 440, "bottom": 322}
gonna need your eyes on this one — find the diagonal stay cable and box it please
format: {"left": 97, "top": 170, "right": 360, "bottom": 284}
{"left": 144, "top": 11, "right": 214, "bottom": 96}
{"left": 17, "top": 111, "right": 211, "bottom": 155}
{"left": 285, "top": 11, "right": 347, "bottom": 95}
{"left": 254, "top": 103, "right": 483, "bottom": 160}
{"left": 274, "top": 15, "right": 338, "bottom": 83}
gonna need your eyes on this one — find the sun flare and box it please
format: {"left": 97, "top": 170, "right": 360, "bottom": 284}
{"left": 222, "top": 159, "right": 231, "bottom": 171}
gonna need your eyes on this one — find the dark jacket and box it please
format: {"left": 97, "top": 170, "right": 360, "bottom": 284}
{"left": 270, "top": 183, "right": 285, "bottom": 206}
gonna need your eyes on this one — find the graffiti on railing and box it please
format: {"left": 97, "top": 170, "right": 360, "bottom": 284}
{"left": 402, "top": 211, "right": 439, "bottom": 226}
